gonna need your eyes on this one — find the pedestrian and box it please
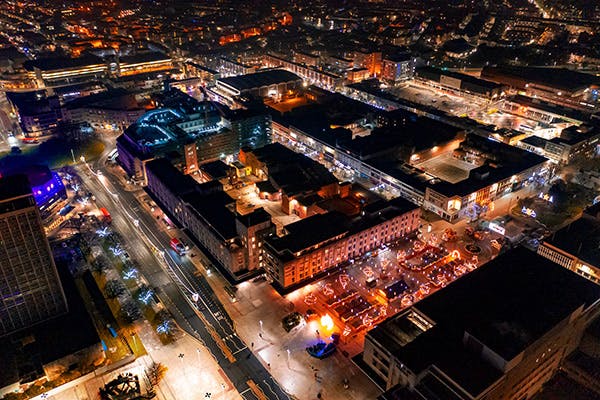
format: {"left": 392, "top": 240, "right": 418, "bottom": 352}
{"left": 267, "top": 363, "right": 270, "bottom": 369}
{"left": 251, "top": 342, "right": 254, "bottom": 349}
{"left": 259, "top": 332, "right": 263, "bottom": 338}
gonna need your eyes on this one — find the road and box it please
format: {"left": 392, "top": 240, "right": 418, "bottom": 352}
{"left": 77, "top": 158, "right": 290, "bottom": 400}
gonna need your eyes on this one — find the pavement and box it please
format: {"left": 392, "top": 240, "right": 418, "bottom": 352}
{"left": 75, "top": 154, "right": 291, "bottom": 400}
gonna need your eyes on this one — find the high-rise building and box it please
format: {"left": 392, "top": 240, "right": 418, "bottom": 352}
{"left": 0, "top": 174, "right": 68, "bottom": 336}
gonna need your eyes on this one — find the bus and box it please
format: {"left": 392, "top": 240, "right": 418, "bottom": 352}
{"left": 99, "top": 207, "right": 112, "bottom": 224}
{"left": 170, "top": 238, "right": 186, "bottom": 255}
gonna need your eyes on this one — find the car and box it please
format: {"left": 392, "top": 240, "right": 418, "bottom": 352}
{"left": 10, "top": 146, "right": 21, "bottom": 154}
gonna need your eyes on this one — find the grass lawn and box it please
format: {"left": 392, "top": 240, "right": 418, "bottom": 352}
{"left": 0, "top": 137, "right": 104, "bottom": 171}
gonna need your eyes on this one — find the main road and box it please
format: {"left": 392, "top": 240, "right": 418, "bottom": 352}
{"left": 77, "top": 157, "right": 290, "bottom": 400}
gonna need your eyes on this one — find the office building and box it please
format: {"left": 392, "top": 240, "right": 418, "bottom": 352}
{"left": 0, "top": 175, "right": 68, "bottom": 336}
{"left": 361, "top": 248, "right": 600, "bottom": 399}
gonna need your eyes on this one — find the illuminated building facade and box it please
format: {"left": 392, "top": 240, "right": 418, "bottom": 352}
{"left": 263, "top": 198, "right": 420, "bottom": 289}
{"left": 362, "top": 248, "right": 600, "bottom": 399}
{"left": 24, "top": 55, "right": 107, "bottom": 88}
{"left": 0, "top": 175, "right": 68, "bottom": 336}
{"left": 263, "top": 54, "right": 343, "bottom": 90}
{"left": 381, "top": 55, "right": 414, "bottom": 84}
{"left": 214, "top": 69, "right": 303, "bottom": 106}
{"left": 538, "top": 208, "right": 600, "bottom": 285}
{"left": 6, "top": 91, "right": 62, "bottom": 137}
{"left": 62, "top": 88, "right": 147, "bottom": 132}
{"left": 145, "top": 158, "right": 274, "bottom": 280}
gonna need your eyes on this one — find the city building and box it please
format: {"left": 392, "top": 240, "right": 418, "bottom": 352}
{"left": 61, "top": 88, "right": 148, "bottom": 132}
{"left": 116, "top": 89, "right": 233, "bottom": 181}
{"left": 538, "top": 210, "right": 600, "bottom": 285}
{"left": 218, "top": 57, "right": 256, "bottom": 77}
{"left": 214, "top": 69, "right": 303, "bottom": 106}
{"left": 23, "top": 55, "right": 106, "bottom": 88}
{"left": 481, "top": 66, "right": 600, "bottom": 111}
{"left": 115, "top": 51, "right": 173, "bottom": 77}
{"left": 361, "top": 247, "right": 600, "bottom": 399}
{"left": 502, "top": 95, "right": 591, "bottom": 126}
{"left": 421, "top": 134, "right": 549, "bottom": 221}
{"left": 263, "top": 197, "right": 420, "bottom": 290}
{"left": 293, "top": 50, "right": 320, "bottom": 67}
{"left": 381, "top": 55, "right": 414, "bottom": 84}
{"left": 0, "top": 174, "right": 68, "bottom": 337}
{"left": 6, "top": 91, "right": 63, "bottom": 137}
{"left": 273, "top": 101, "right": 549, "bottom": 221}
{"left": 263, "top": 54, "right": 343, "bottom": 90}
{"left": 353, "top": 50, "right": 382, "bottom": 77}
{"left": 518, "top": 124, "right": 600, "bottom": 164}
{"left": 415, "top": 66, "right": 505, "bottom": 100}
{"left": 145, "top": 158, "right": 274, "bottom": 280}
{"left": 239, "top": 143, "right": 340, "bottom": 217}
{"left": 7, "top": 165, "right": 67, "bottom": 220}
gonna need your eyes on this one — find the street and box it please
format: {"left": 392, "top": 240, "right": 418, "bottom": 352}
{"left": 76, "top": 156, "right": 290, "bottom": 400}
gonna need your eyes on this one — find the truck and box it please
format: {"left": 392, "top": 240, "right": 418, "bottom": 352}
{"left": 99, "top": 207, "right": 112, "bottom": 224}
{"left": 170, "top": 238, "right": 186, "bottom": 255}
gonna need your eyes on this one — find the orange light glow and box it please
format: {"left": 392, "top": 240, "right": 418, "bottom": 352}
{"left": 320, "top": 314, "right": 334, "bottom": 331}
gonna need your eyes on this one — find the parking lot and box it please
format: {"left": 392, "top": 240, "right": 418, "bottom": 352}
{"left": 385, "top": 82, "right": 542, "bottom": 133}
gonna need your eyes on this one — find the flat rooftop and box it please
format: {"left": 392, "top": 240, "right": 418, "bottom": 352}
{"left": 0, "top": 174, "right": 32, "bottom": 202}
{"left": 507, "top": 94, "right": 590, "bottom": 123}
{"left": 146, "top": 158, "right": 199, "bottom": 198}
{"left": 249, "top": 143, "right": 338, "bottom": 196}
{"left": 482, "top": 66, "right": 600, "bottom": 92}
{"left": 427, "top": 134, "right": 548, "bottom": 197}
{"left": 416, "top": 66, "right": 503, "bottom": 91}
{"left": 545, "top": 214, "right": 600, "bottom": 268}
{"left": 265, "top": 197, "right": 419, "bottom": 258}
{"left": 217, "top": 69, "right": 302, "bottom": 92}
{"left": 24, "top": 55, "right": 105, "bottom": 71}
{"left": 368, "top": 247, "right": 600, "bottom": 397}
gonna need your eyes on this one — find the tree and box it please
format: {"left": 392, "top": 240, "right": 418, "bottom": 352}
{"left": 91, "top": 255, "right": 111, "bottom": 273}
{"left": 120, "top": 300, "right": 142, "bottom": 323}
{"left": 145, "top": 362, "right": 168, "bottom": 390}
{"left": 104, "top": 279, "right": 126, "bottom": 298}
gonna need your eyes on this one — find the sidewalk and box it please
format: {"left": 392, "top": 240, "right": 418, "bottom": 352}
{"left": 184, "top": 248, "right": 382, "bottom": 400}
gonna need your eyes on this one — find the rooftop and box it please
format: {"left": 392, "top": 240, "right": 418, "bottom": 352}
{"left": 483, "top": 66, "right": 600, "bottom": 93}
{"left": 119, "top": 51, "right": 170, "bottom": 65}
{"left": 63, "top": 88, "right": 142, "bottom": 111}
{"left": 416, "top": 66, "right": 503, "bottom": 91}
{"left": 545, "top": 214, "right": 600, "bottom": 268}
{"left": 265, "top": 197, "right": 418, "bottom": 258}
{"left": 427, "top": 134, "right": 548, "bottom": 197}
{"left": 0, "top": 174, "right": 32, "bottom": 202}
{"left": 146, "top": 158, "right": 199, "bottom": 198}
{"left": 368, "top": 247, "right": 600, "bottom": 397}
{"left": 249, "top": 143, "right": 339, "bottom": 196}
{"left": 508, "top": 94, "right": 590, "bottom": 123}
{"left": 24, "top": 55, "right": 105, "bottom": 71}
{"left": 217, "top": 69, "right": 302, "bottom": 92}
